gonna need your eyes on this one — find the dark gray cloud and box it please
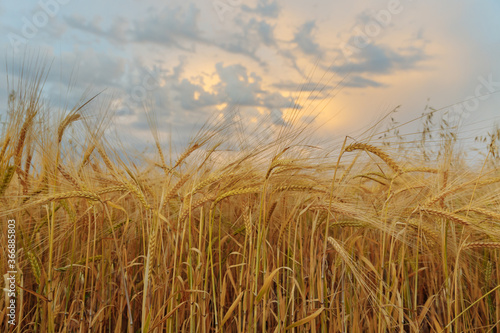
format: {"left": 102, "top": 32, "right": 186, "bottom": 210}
{"left": 242, "top": 0, "right": 280, "bottom": 18}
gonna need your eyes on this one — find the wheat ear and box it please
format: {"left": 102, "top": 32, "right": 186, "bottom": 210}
{"left": 96, "top": 185, "right": 128, "bottom": 195}
{"left": 212, "top": 186, "right": 262, "bottom": 208}
{"left": 57, "top": 114, "right": 80, "bottom": 144}
{"left": 172, "top": 143, "right": 199, "bottom": 170}
{"left": 453, "top": 207, "right": 500, "bottom": 220}
{"left": 344, "top": 143, "right": 401, "bottom": 173}
{"left": 419, "top": 207, "right": 470, "bottom": 226}
{"left": 266, "top": 159, "right": 294, "bottom": 179}
{"left": 463, "top": 242, "right": 500, "bottom": 250}
{"left": 14, "top": 111, "right": 37, "bottom": 168}
{"left": 25, "top": 190, "right": 101, "bottom": 207}
{"left": 122, "top": 181, "right": 151, "bottom": 210}
{"left": 179, "top": 195, "right": 215, "bottom": 221}
{"left": 27, "top": 250, "right": 41, "bottom": 284}
{"left": 0, "top": 165, "right": 16, "bottom": 196}
{"left": 0, "top": 136, "right": 10, "bottom": 162}
{"left": 401, "top": 167, "right": 439, "bottom": 174}
{"left": 162, "top": 174, "right": 191, "bottom": 206}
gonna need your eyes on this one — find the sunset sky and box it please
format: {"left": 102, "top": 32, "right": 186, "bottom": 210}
{"left": 1, "top": 0, "right": 499, "bottom": 149}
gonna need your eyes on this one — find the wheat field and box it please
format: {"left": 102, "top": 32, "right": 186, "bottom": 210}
{"left": 1, "top": 67, "right": 500, "bottom": 332}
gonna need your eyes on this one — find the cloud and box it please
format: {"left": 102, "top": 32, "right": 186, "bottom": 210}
{"left": 65, "top": 3, "right": 202, "bottom": 50}
{"left": 272, "top": 80, "right": 334, "bottom": 92}
{"left": 173, "top": 78, "right": 220, "bottom": 111}
{"left": 133, "top": 3, "right": 201, "bottom": 44}
{"left": 331, "top": 42, "right": 427, "bottom": 75}
{"left": 343, "top": 75, "right": 384, "bottom": 88}
{"left": 214, "top": 62, "right": 263, "bottom": 106}
{"left": 242, "top": 0, "right": 280, "bottom": 18}
{"left": 214, "top": 18, "right": 276, "bottom": 64}
{"left": 132, "top": 4, "right": 201, "bottom": 48}
{"left": 293, "top": 20, "right": 321, "bottom": 56}
{"left": 65, "top": 15, "right": 129, "bottom": 43}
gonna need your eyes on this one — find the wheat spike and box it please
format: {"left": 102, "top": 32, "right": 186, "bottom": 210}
{"left": 14, "top": 111, "right": 37, "bottom": 169}
{"left": 57, "top": 165, "right": 86, "bottom": 191}
{"left": 0, "top": 165, "right": 16, "bottom": 196}
{"left": 344, "top": 143, "right": 401, "bottom": 174}
{"left": 243, "top": 206, "right": 253, "bottom": 236}
{"left": 179, "top": 195, "right": 215, "bottom": 221}
{"left": 27, "top": 250, "right": 41, "bottom": 284}
{"left": 172, "top": 143, "right": 199, "bottom": 170}
{"left": 463, "top": 242, "right": 500, "bottom": 250}
{"left": 453, "top": 207, "right": 500, "bottom": 220}
{"left": 0, "top": 136, "right": 11, "bottom": 163}
{"left": 266, "top": 159, "right": 294, "bottom": 179}
{"left": 478, "top": 176, "right": 500, "bottom": 186}
{"left": 190, "top": 173, "right": 234, "bottom": 195}
{"left": 25, "top": 190, "right": 101, "bottom": 207}
{"left": 96, "top": 185, "right": 128, "bottom": 195}
{"left": 266, "top": 201, "right": 277, "bottom": 223}
{"left": 122, "top": 181, "right": 151, "bottom": 210}
{"left": 406, "top": 220, "right": 441, "bottom": 241}
{"left": 162, "top": 174, "right": 191, "bottom": 206}
{"left": 58, "top": 113, "right": 81, "bottom": 144}
{"left": 330, "top": 221, "right": 368, "bottom": 228}
{"left": 79, "top": 143, "right": 96, "bottom": 172}
{"left": 273, "top": 185, "right": 326, "bottom": 193}
{"left": 212, "top": 186, "right": 262, "bottom": 208}
{"left": 146, "top": 225, "right": 157, "bottom": 281}
{"left": 402, "top": 167, "right": 439, "bottom": 174}
{"left": 419, "top": 207, "right": 470, "bottom": 226}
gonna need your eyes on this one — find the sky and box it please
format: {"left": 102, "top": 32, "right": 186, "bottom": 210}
{"left": 1, "top": 0, "right": 500, "bottom": 151}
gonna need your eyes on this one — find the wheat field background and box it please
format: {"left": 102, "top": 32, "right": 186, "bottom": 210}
{"left": 1, "top": 64, "right": 500, "bottom": 332}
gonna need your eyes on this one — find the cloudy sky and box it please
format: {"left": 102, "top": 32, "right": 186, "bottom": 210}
{"left": 1, "top": 0, "right": 499, "bottom": 149}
